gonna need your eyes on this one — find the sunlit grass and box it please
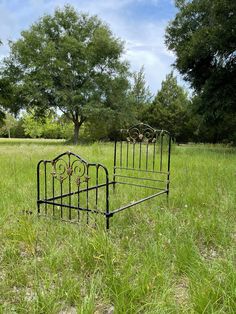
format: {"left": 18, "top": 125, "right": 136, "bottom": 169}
{"left": 0, "top": 140, "right": 235, "bottom": 313}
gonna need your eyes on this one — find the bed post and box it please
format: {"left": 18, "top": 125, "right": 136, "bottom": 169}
{"left": 166, "top": 135, "right": 171, "bottom": 200}
{"left": 37, "top": 160, "right": 43, "bottom": 215}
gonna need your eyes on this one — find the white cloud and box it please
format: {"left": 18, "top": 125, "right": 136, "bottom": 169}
{"left": 0, "top": 0, "right": 178, "bottom": 93}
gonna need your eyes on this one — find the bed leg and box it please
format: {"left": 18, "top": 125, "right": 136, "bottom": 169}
{"left": 106, "top": 216, "right": 110, "bottom": 230}
{"left": 166, "top": 190, "right": 170, "bottom": 208}
{"left": 37, "top": 201, "right": 40, "bottom": 214}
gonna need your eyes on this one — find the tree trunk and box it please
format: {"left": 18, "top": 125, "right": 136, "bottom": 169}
{"left": 73, "top": 120, "right": 80, "bottom": 145}
{"left": 8, "top": 129, "right": 11, "bottom": 138}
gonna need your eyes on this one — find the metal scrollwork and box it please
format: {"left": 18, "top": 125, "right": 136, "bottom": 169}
{"left": 72, "top": 159, "right": 90, "bottom": 187}
{"left": 51, "top": 158, "right": 68, "bottom": 182}
{"left": 51, "top": 153, "right": 90, "bottom": 186}
{"left": 123, "top": 123, "right": 157, "bottom": 143}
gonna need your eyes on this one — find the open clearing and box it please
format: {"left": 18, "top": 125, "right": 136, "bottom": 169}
{"left": 0, "top": 139, "right": 235, "bottom": 313}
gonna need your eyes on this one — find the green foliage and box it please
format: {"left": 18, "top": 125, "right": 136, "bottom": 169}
{"left": 165, "top": 0, "right": 236, "bottom": 133}
{"left": 22, "top": 111, "right": 73, "bottom": 139}
{"left": 143, "top": 72, "right": 193, "bottom": 142}
{"left": 84, "top": 76, "right": 137, "bottom": 141}
{"left": 189, "top": 95, "right": 236, "bottom": 144}
{"left": 22, "top": 112, "right": 44, "bottom": 138}
{"left": 0, "top": 112, "right": 17, "bottom": 138}
{"left": 131, "top": 66, "right": 152, "bottom": 107}
{"left": 2, "top": 5, "right": 131, "bottom": 144}
{"left": 0, "top": 77, "right": 22, "bottom": 124}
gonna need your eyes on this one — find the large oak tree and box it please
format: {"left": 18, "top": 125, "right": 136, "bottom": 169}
{"left": 2, "top": 5, "right": 130, "bottom": 144}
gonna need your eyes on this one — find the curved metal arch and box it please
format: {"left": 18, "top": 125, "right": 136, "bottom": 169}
{"left": 38, "top": 151, "right": 109, "bottom": 185}
{"left": 52, "top": 151, "right": 88, "bottom": 164}
{"left": 121, "top": 123, "right": 170, "bottom": 143}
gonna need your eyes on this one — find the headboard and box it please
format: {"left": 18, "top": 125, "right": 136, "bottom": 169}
{"left": 113, "top": 123, "right": 171, "bottom": 192}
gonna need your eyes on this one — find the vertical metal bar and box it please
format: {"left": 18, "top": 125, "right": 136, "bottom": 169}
{"left": 104, "top": 166, "right": 110, "bottom": 230}
{"left": 146, "top": 142, "right": 149, "bottom": 170}
{"left": 37, "top": 161, "right": 42, "bottom": 214}
{"left": 126, "top": 141, "right": 129, "bottom": 167}
{"left": 153, "top": 140, "right": 156, "bottom": 171}
{"left": 86, "top": 165, "right": 89, "bottom": 224}
{"left": 120, "top": 140, "right": 123, "bottom": 167}
{"left": 68, "top": 155, "right": 71, "bottom": 220}
{"left": 44, "top": 162, "right": 47, "bottom": 214}
{"left": 166, "top": 135, "right": 171, "bottom": 196}
{"left": 139, "top": 142, "right": 142, "bottom": 169}
{"left": 132, "top": 141, "right": 135, "bottom": 168}
{"left": 52, "top": 176, "right": 55, "bottom": 216}
{"left": 160, "top": 133, "right": 163, "bottom": 171}
{"left": 113, "top": 141, "right": 117, "bottom": 190}
{"left": 60, "top": 181, "right": 63, "bottom": 219}
{"left": 96, "top": 165, "right": 98, "bottom": 210}
{"left": 77, "top": 185, "right": 80, "bottom": 222}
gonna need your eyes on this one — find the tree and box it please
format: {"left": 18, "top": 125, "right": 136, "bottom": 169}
{"left": 131, "top": 66, "right": 152, "bottom": 107}
{"left": 0, "top": 112, "right": 17, "bottom": 138}
{"left": 0, "top": 40, "right": 6, "bottom": 123}
{"left": 22, "top": 111, "right": 44, "bottom": 138}
{"left": 2, "top": 5, "right": 130, "bottom": 144}
{"left": 143, "top": 72, "right": 193, "bottom": 142}
{"left": 22, "top": 110, "right": 73, "bottom": 139}
{"left": 165, "top": 0, "right": 236, "bottom": 141}
{"left": 84, "top": 74, "right": 136, "bottom": 140}
{"left": 129, "top": 66, "right": 153, "bottom": 124}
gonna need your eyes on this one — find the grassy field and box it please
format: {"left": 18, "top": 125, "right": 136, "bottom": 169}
{"left": 0, "top": 139, "right": 235, "bottom": 313}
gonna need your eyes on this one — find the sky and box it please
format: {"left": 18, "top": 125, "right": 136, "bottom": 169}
{"left": 0, "top": 0, "right": 179, "bottom": 95}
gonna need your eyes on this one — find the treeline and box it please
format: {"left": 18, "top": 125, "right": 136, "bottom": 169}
{"left": 1, "top": 70, "right": 235, "bottom": 144}
{"left": 0, "top": 2, "right": 235, "bottom": 144}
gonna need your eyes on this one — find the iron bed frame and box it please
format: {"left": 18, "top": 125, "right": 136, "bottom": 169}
{"left": 37, "top": 123, "right": 171, "bottom": 229}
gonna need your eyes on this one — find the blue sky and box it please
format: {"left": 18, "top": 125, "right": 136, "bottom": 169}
{"left": 0, "top": 0, "right": 178, "bottom": 94}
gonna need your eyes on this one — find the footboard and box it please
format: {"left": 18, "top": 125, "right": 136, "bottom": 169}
{"left": 37, "top": 151, "right": 111, "bottom": 228}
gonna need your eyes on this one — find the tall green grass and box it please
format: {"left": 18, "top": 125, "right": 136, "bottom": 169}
{"left": 0, "top": 140, "right": 235, "bottom": 313}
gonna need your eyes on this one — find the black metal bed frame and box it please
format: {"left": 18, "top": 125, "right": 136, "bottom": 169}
{"left": 37, "top": 123, "right": 171, "bottom": 229}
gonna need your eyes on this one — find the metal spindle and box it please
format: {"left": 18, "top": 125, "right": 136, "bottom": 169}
{"left": 160, "top": 133, "right": 163, "bottom": 171}
{"left": 113, "top": 141, "right": 117, "bottom": 189}
{"left": 120, "top": 140, "right": 123, "bottom": 167}
{"left": 52, "top": 176, "right": 55, "bottom": 216}
{"left": 86, "top": 166, "right": 89, "bottom": 224}
{"left": 68, "top": 155, "right": 71, "bottom": 220}
{"left": 44, "top": 162, "right": 47, "bottom": 214}
{"left": 146, "top": 142, "right": 149, "bottom": 170}
{"left": 153, "top": 140, "right": 156, "bottom": 171}
{"left": 132, "top": 142, "right": 135, "bottom": 168}
{"left": 139, "top": 142, "right": 142, "bottom": 168}
{"left": 96, "top": 165, "right": 98, "bottom": 210}
{"left": 126, "top": 141, "right": 129, "bottom": 167}
{"left": 60, "top": 181, "right": 63, "bottom": 219}
{"left": 77, "top": 185, "right": 80, "bottom": 222}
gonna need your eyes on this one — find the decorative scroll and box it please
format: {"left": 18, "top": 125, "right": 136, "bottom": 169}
{"left": 121, "top": 123, "right": 158, "bottom": 143}
{"left": 51, "top": 152, "right": 90, "bottom": 186}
